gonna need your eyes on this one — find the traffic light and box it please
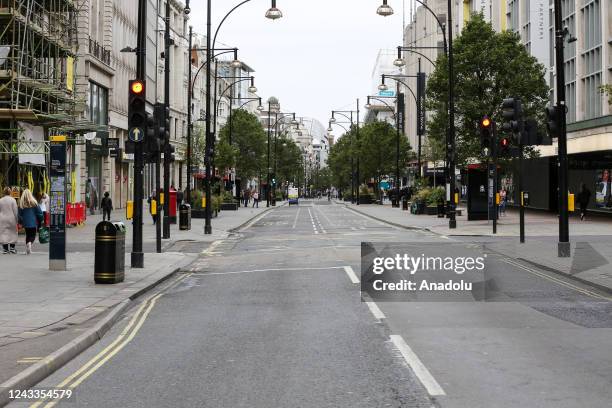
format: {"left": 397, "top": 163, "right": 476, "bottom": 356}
{"left": 144, "top": 113, "right": 159, "bottom": 163}
{"left": 479, "top": 115, "right": 493, "bottom": 156}
{"left": 501, "top": 97, "right": 523, "bottom": 143}
{"left": 522, "top": 118, "right": 549, "bottom": 146}
{"left": 167, "top": 144, "right": 176, "bottom": 163}
{"left": 545, "top": 104, "right": 562, "bottom": 139}
{"left": 128, "top": 80, "right": 146, "bottom": 142}
{"left": 499, "top": 137, "right": 511, "bottom": 157}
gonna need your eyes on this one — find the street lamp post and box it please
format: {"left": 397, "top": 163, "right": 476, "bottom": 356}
{"left": 331, "top": 102, "right": 360, "bottom": 204}
{"left": 203, "top": 0, "right": 280, "bottom": 234}
{"left": 379, "top": 0, "right": 456, "bottom": 229}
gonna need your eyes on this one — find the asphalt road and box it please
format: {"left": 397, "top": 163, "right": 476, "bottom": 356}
{"left": 12, "top": 199, "right": 612, "bottom": 408}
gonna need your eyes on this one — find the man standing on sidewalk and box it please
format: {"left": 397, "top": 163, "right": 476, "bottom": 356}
{"left": 101, "top": 192, "right": 113, "bottom": 221}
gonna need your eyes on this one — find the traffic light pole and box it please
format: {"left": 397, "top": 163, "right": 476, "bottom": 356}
{"left": 492, "top": 123, "right": 497, "bottom": 235}
{"left": 554, "top": 0, "right": 570, "bottom": 257}
{"left": 204, "top": 0, "right": 212, "bottom": 234}
{"left": 162, "top": 0, "right": 171, "bottom": 240}
{"left": 519, "top": 143, "right": 525, "bottom": 243}
{"left": 131, "top": 0, "right": 147, "bottom": 269}
{"left": 186, "top": 25, "right": 192, "bottom": 205}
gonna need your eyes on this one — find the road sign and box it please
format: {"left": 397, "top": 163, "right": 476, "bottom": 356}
{"left": 129, "top": 127, "right": 144, "bottom": 142}
{"left": 378, "top": 90, "right": 395, "bottom": 97}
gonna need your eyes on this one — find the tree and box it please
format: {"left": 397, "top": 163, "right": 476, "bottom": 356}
{"left": 273, "top": 135, "right": 303, "bottom": 186}
{"left": 600, "top": 84, "right": 612, "bottom": 106}
{"left": 217, "top": 109, "right": 266, "bottom": 182}
{"left": 357, "top": 121, "right": 412, "bottom": 185}
{"left": 328, "top": 128, "right": 356, "bottom": 191}
{"left": 426, "top": 14, "right": 548, "bottom": 166}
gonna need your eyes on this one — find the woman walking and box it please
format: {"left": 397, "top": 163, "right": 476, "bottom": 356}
{"left": 18, "top": 189, "right": 43, "bottom": 255}
{"left": 0, "top": 187, "right": 18, "bottom": 254}
{"left": 39, "top": 192, "right": 49, "bottom": 226}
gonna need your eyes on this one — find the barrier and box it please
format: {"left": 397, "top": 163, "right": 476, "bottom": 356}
{"left": 66, "top": 202, "right": 87, "bottom": 226}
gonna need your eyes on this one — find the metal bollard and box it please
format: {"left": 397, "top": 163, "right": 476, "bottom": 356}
{"left": 94, "top": 221, "right": 125, "bottom": 284}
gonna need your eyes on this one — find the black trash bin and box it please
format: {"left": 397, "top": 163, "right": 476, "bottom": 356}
{"left": 179, "top": 203, "right": 192, "bottom": 231}
{"left": 95, "top": 221, "right": 125, "bottom": 284}
{"left": 402, "top": 197, "right": 408, "bottom": 211}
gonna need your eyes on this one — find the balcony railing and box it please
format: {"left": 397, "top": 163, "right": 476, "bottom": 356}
{"left": 88, "top": 36, "right": 111, "bottom": 66}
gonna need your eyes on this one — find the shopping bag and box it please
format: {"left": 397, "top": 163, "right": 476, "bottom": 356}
{"left": 38, "top": 226, "right": 50, "bottom": 244}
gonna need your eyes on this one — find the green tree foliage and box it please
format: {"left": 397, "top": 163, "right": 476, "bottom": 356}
{"left": 327, "top": 121, "right": 412, "bottom": 189}
{"left": 217, "top": 109, "right": 266, "bottom": 181}
{"left": 328, "top": 128, "right": 357, "bottom": 191}
{"left": 426, "top": 14, "right": 548, "bottom": 166}
{"left": 600, "top": 84, "right": 612, "bottom": 106}
{"left": 272, "top": 135, "right": 303, "bottom": 186}
{"left": 358, "top": 121, "right": 412, "bottom": 184}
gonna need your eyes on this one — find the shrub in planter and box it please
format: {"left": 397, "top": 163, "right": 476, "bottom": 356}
{"left": 427, "top": 187, "right": 446, "bottom": 206}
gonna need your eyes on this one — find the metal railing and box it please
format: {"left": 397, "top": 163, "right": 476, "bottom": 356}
{"left": 88, "top": 36, "right": 111, "bottom": 66}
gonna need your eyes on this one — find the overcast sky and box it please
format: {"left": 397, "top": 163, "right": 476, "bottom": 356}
{"left": 189, "top": 1, "right": 406, "bottom": 130}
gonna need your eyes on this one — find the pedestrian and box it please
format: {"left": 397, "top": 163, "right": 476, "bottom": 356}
{"left": 148, "top": 192, "right": 157, "bottom": 224}
{"left": 18, "top": 189, "right": 43, "bottom": 255}
{"left": 499, "top": 189, "right": 507, "bottom": 216}
{"left": 244, "top": 189, "right": 250, "bottom": 207}
{"left": 101, "top": 192, "right": 113, "bottom": 221}
{"left": 252, "top": 190, "right": 259, "bottom": 208}
{"left": 0, "top": 187, "right": 18, "bottom": 254}
{"left": 578, "top": 183, "right": 591, "bottom": 221}
{"left": 39, "top": 192, "right": 49, "bottom": 226}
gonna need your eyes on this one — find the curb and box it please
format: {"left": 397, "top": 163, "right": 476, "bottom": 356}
{"left": 516, "top": 257, "right": 612, "bottom": 296}
{"left": 0, "top": 266, "right": 183, "bottom": 408}
{"left": 339, "top": 202, "right": 431, "bottom": 232}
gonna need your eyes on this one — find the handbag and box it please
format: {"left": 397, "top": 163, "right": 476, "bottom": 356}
{"left": 38, "top": 226, "right": 50, "bottom": 244}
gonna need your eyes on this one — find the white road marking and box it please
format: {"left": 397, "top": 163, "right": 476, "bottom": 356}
{"left": 239, "top": 210, "right": 271, "bottom": 231}
{"left": 389, "top": 335, "right": 446, "bottom": 396}
{"left": 343, "top": 265, "right": 360, "bottom": 284}
{"left": 365, "top": 301, "right": 385, "bottom": 320}
{"left": 196, "top": 266, "right": 347, "bottom": 276}
{"left": 292, "top": 207, "right": 301, "bottom": 229}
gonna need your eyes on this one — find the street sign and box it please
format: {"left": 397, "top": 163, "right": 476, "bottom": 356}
{"left": 129, "top": 127, "right": 144, "bottom": 142}
{"left": 378, "top": 90, "right": 395, "bottom": 97}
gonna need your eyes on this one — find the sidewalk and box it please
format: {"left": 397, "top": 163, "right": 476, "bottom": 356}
{"left": 340, "top": 201, "right": 612, "bottom": 293}
{"left": 339, "top": 201, "right": 612, "bottom": 237}
{"left": 0, "top": 202, "right": 274, "bottom": 343}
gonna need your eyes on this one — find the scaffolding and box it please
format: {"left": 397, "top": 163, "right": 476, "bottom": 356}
{"left": 0, "top": 0, "right": 99, "bottom": 190}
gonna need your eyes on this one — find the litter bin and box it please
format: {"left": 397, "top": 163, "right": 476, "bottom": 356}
{"left": 402, "top": 197, "right": 408, "bottom": 211}
{"left": 94, "top": 221, "right": 125, "bottom": 284}
{"left": 179, "top": 203, "right": 192, "bottom": 231}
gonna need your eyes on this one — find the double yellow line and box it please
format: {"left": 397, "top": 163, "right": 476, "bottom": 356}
{"left": 31, "top": 274, "right": 191, "bottom": 408}
{"left": 503, "top": 259, "right": 611, "bottom": 301}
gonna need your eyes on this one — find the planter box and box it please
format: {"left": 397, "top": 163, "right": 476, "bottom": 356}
{"left": 358, "top": 196, "right": 373, "bottom": 205}
{"left": 425, "top": 206, "right": 438, "bottom": 215}
{"left": 221, "top": 202, "right": 239, "bottom": 211}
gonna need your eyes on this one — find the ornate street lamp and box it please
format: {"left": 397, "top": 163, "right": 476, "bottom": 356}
{"left": 376, "top": 0, "right": 394, "bottom": 17}
{"left": 265, "top": 0, "right": 283, "bottom": 20}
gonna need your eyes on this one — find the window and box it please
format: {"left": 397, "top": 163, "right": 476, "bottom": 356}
{"left": 581, "top": 0, "right": 602, "bottom": 119}
{"left": 89, "top": 82, "right": 108, "bottom": 125}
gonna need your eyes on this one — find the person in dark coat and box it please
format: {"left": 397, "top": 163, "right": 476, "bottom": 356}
{"left": 101, "top": 192, "right": 113, "bottom": 221}
{"left": 577, "top": 183, "right": 591, "bottom": 221}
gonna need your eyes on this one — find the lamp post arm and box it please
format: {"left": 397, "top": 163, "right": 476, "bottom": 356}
{"left": 215, "top": 77, "right": 253, "bottom": 116}
{"left": 212, "top": 0, "right": 253, "bottom": 52}
{"left": 367, "top": 96, "right": 397, "bottom": 119}
{"left": 383, "top": 77, "right": 417, "bottom": 104}
{"left": 412, "top": 0, "right": 447, "bottom": 54}
{"left": 191, "top": 49, "right": 236, "bottom": 92}
{"left": 398, "top": 48, "right": 435, "bottom": 66}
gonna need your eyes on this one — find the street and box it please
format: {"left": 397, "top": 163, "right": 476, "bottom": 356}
{"left": 14, "top": 200, "right": 612, "bottom": 408}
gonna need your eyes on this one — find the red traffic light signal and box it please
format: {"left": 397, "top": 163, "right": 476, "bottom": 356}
{"left": 500, "top": 137, "right": 509, "bottom": 148}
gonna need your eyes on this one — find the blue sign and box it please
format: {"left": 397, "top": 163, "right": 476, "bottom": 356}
{"left": 378, "top": 90, "right": 395, "bottom": 97}
{"left": 129, "top": 127, "right": 144, "bottom": 142}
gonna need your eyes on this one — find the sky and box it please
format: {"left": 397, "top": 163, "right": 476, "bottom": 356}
{"left": 189, "top": 0, "right": 407, "bottom": 131}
